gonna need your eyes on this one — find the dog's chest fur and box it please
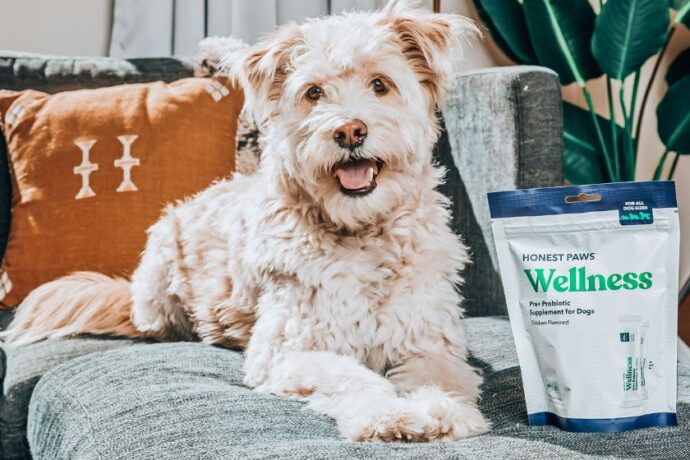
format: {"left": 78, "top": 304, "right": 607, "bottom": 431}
{"left": 278, "top": 226, "right": 414, "bottom": 370}
{"left": 170, "top": 172, "right": 465, "bottom": 372}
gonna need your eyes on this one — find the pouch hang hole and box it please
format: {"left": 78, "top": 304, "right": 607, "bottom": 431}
{"left": 564, "top": 192, "right": 602, "bottom": 203}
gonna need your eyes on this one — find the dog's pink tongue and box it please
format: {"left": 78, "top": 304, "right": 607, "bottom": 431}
{"left": 336, "top": 160, "right": 376, "bottom": 190}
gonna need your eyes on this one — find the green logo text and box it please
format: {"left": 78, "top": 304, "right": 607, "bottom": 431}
{"left": 523, "top": 267, "right": 653, "bottom": 293}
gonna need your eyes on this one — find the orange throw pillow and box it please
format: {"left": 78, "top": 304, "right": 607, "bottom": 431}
{"left": 0, "top": 78, "right": 242, "bottom": 308}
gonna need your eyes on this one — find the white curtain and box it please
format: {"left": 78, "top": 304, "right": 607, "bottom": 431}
{"left": 109, "top": 0, "right": 384, "bottom": 57}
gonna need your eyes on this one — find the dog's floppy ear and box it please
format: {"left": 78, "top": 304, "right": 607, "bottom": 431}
{"left": 382, "top": 0, "right": 479, "bottom": 103}
{"left": 222, "top": 24, "right": 303, "bottom": 123}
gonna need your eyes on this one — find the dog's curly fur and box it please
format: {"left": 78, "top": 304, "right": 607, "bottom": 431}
{"left": 2, "top": 0, "right": 489, "bottom": 441}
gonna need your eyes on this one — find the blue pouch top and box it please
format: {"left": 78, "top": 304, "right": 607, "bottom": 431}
{"left": 487, "top": 181, "right": 677, "bottom": 220}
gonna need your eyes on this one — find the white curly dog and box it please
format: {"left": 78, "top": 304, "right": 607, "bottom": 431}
{"left": 4, "top": 0, "right": 489, "bottom": 442}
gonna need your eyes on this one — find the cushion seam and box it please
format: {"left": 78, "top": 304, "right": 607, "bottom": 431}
{"left": 512, "top": 74, "right": 526, "bottom": 188}
{"left": 41, "top": 378, "right": 105, "bottom": 460}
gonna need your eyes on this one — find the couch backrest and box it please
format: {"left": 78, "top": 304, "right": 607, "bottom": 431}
{"left": 0, "top": 51, "right": 563, "bottom": 317}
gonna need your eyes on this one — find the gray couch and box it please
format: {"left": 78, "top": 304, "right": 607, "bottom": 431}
{"left": 0, "top": 51, "right": 687, "bottom": 459}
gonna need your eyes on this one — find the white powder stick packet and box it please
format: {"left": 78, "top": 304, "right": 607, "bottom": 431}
{"left": 488, "top": 181, "right": 679, "bottom": 432}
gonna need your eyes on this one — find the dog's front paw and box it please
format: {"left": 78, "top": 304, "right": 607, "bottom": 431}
{"left": 425, "top": 399, "right": 490, "bottom": 441}
{"left": 409, "top": 386, "right": 491, "bottom": 441}
{"left": 343, "top": 401, "right": 432, "bottom": 442}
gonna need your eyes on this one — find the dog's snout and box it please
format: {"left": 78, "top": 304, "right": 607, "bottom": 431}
{"left": 333, "top": 119, "right": 367, "bottom": 150}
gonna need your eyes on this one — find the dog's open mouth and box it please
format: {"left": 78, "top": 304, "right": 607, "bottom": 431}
{"left": 334, "top": 159, "right": 383, "bottom": 196}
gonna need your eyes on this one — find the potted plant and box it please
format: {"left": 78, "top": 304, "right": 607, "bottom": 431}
{"left": 473, "top": 0, "right": 689, "bottom": 184}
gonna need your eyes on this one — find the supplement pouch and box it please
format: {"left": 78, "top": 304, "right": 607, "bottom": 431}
{"left": 488, "top": 181, "right": 679, "bottom": 432}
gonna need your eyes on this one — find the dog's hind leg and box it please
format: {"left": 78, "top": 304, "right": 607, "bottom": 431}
{"left": 130, "top": 208, "right": 196, "bottom": 341}
{"left": 193, "top": 296, "right": 256, "bottom": 350}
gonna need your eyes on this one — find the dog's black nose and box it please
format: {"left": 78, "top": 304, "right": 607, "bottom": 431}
{"left": 333, "top": 119, "right": 367, "bottom": 150}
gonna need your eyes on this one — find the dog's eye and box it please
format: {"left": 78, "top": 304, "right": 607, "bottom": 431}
{"left": 371, "top": 78, "right": 389, "bottom": 95}
{"left": 306, "top": 86, "right": 323, "bottom": 101}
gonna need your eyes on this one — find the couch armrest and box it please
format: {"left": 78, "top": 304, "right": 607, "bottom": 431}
{"left": 437, "top": 66, "right": 563, "bottom": 317}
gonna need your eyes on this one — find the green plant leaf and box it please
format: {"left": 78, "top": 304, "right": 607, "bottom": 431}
{"left": 473, "top": 0, "right": 538, "bottom": 64}
{"left": 522, "top": 0, "right": 602, "bottom": 86}
{"left": 473, "top": 1, "right": 525, "bottom": 63}
{"left": 670, "top": 0, "right": 690, "bottom": 26}
{"left": 657, "top": 76, "right": 690, "bottom": 154}
{"left": 592, "top": 0, "right": 670, "bottom": 81}
{"left": 666, "top": 47, "right": 690, "bottom": 86}
{"left": 563, "top": 102, "right": 627, "bottom": 184}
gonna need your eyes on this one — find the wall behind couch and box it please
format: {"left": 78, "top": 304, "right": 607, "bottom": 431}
{"left": 0, "top": 0, "right": 488, "bottom": 60}
{"left": 0, "top": 0, "right": 113, "bottom": 56}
